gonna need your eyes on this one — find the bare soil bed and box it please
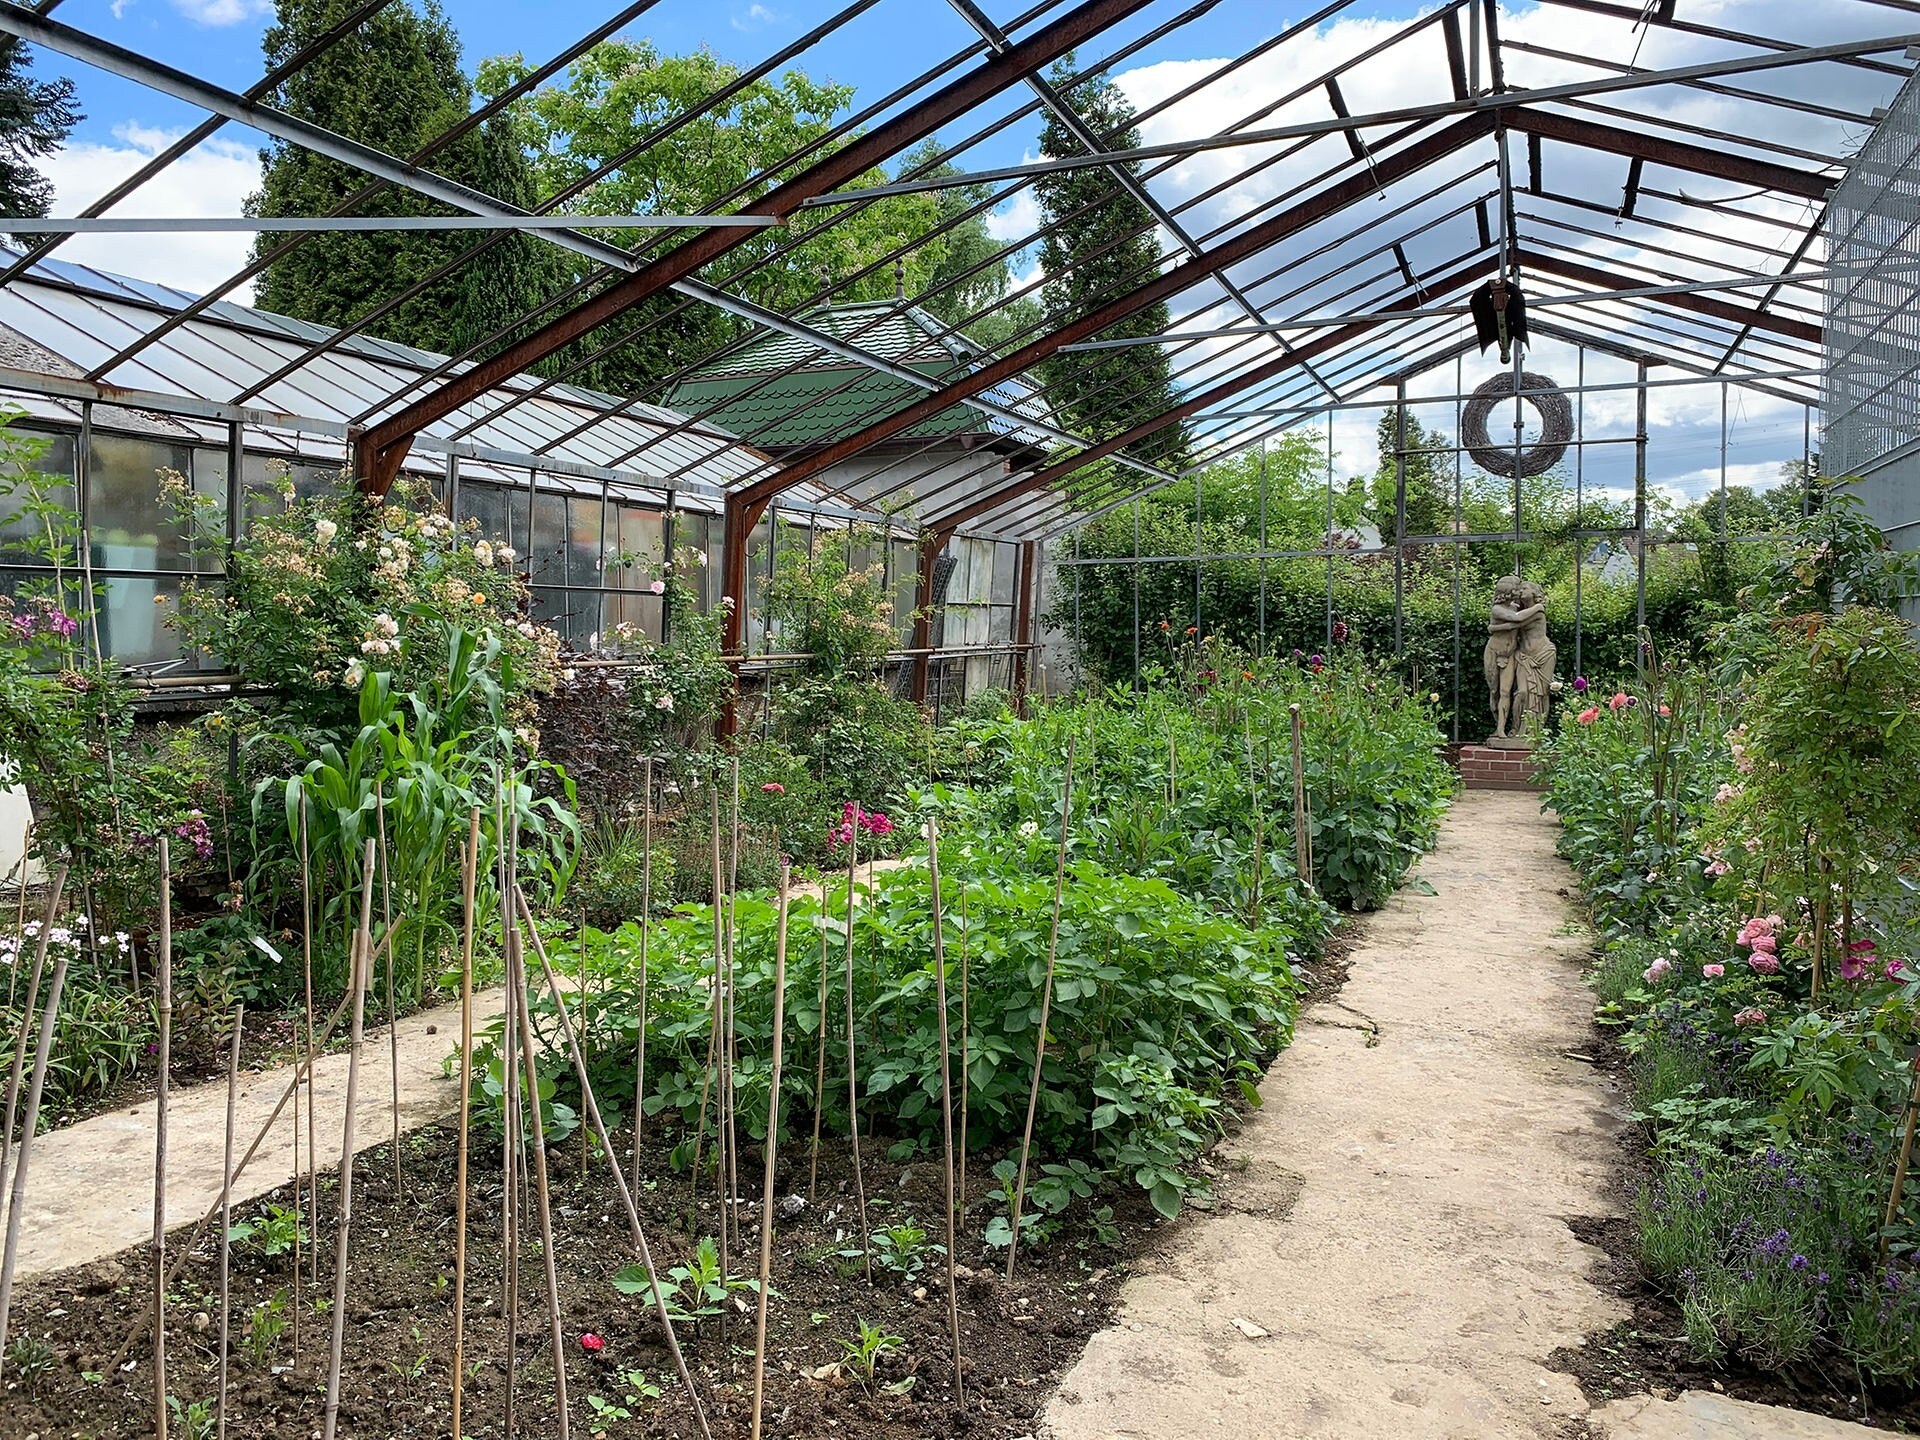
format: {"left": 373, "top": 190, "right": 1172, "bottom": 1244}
{"left": 0, "top": 1113, "right": 1161, "bottom": 1438}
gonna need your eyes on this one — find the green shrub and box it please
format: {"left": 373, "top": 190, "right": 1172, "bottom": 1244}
{"left": 515, "top": 836, "right": 1298, "bottom": 1219}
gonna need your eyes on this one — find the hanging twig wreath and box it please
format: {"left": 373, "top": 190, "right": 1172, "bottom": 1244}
{"left": 1460, "top": 370, "right": 1574, "bottom": 478}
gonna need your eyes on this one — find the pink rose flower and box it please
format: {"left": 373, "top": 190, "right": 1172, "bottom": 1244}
{"left": 1702, "top": 963, "right": 1725, "bottom": 978}
{"left": 1734, "top": 1006, "right": 1767, "bottom": 1027}
{"left": 1747, "top": 953, "right": 1780, "bottom": 976}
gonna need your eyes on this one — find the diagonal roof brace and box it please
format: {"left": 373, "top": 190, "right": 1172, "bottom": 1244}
{"left": 740, "top": 111, "right": 1504, "bottom": 513}
{"left": 351, "top": 0, "right": 1161, "bottom": 492}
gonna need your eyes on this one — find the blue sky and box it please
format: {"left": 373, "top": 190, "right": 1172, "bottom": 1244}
{"left": 23, "top": 0, "right": 1870, "bottom": 502}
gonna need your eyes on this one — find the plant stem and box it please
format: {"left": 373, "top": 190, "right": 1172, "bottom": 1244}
{"left": 927, "top": 820, "right": 966, "bottom": 1407}
{"left": 216, "top": 1004, "right": 244, "bottom": 1440}
{"left": 0, "top": 865, "right": 67, "bottom": 1207}
{"left": 0, "top": 876, "right": 72, "bottom": 1384}
{"left": 509, "top": 930, "right": 570, "bottom": 1440}
{"left": 451, "top": 810, "right": 480, "bottom": 1440}
{"left": 321, "top": 840, "right": 377, "bottom": 1440}
{"left": 516, "top": 890, "right": 713, "bottom": 1440}
{"left": 153, "top": 837, "right": 173, "bottom": 1440}
{"left": 844, "top": 825, "right": 872, "bottom": 1283}
{"left": 1008, "top": 738, "right": 1075, "bottom": 1283}
{"left": 749, "top": 861, "right": 791, "bottom": 1440}
{"left": 632, "top": 756, "right": 652, "bottom": 1198}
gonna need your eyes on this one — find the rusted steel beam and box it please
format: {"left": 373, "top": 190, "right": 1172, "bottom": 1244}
{"left": 928, "top": 255, "right": 1495, "bottom": 534}
{"left": 1512, "top": 247, "right": 1822, "bottom": 345}
{"left": 352, "top": 0, "right": 1158, "bottom": 492}
{"left": 1502, "top": 108, "right": 1832, "bottom": 201}
{"left": 729, "top": 112, "right": 1500, "bottom": 515}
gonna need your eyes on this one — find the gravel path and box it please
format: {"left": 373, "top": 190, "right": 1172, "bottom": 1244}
{"left": 1041, "top": 790, "right": 1877, "bottom": 1440}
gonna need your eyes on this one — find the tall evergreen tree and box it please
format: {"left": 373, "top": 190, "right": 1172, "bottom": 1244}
{"left": 0, "top": 37, "right": 80, "bottom": 226}
{"left": 1031, "top": 56, "right": 1188, "bottom": 473}
{"left": 1367, "top": 406, "right": 1454, "bottom": 542}
{"left": 248, "top": 0, "right": 555, "bottom": 357}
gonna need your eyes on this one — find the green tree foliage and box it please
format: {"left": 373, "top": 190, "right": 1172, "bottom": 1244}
{"left": 1365, "top": 407, "right": 1453, "bottom": 541}
{"left": 476, "top": 43, "right": 1019, "bottom": 397}
{"left": 248, "top": 0, "right": 555, "bottom": 356}
{"left": 0, "top": 36, "right": 79, "bottom": 226}
{"left": 1032, "top": 56, "right": 1188, "bottom": 473}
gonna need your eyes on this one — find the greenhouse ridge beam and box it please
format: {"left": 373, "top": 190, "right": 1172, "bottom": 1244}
{"left": 351, "top": 0, "right": 1157, "bottom": 493}
{"left": 737, "top": 111, "right": 1504, "bottom": 513}
{"left": 927, "top": 255, "right": 1495, "bottom": 535}
{"left": 799, "top": 29, "right": 1905, "bottom": 206}
{"left": 0, "top": 215, "right": 783, "bottom": 233}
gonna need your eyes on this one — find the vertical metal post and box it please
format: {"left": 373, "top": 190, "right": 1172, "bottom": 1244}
{"left": 1072, "top": 526, "right": 1081, "bottom": 688}
{"left": 1193, "top": 465, "right": 1203, "bottom": 636}
{"left": 225, "top": 421, "right": 244, "bottom": 551}
{"left": 1634, "top": 358, "right": 1650, "bottom": 634}
{"left": 1130, "top": 500, "right": 1141, "bottom": 690}
{"left": 1572, "top": 347, "right": 1584, "bottom": 680}
{"left": 1258, "top": 438, "right": 1269, "bottom": 656}
{"left": 444, "top": 452, "right": 459, "bottom": 521}
{"left": 1324, "top": 410, "right": 1335, "bottom": 652}
{"left": 1718, "top": 381, "right": 1728, "bottom": 542}
{"left": 1802, "top": 405, "right": 1812, "bottom": 515}
{"left": 1392, "top": 385, "right": 1408, "bottom": 660}
{"left": 1451, "top": 356, "right": 1463, "bottom": 743}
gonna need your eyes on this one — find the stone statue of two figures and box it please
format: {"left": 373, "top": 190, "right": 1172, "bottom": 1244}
{"left": 1483, "top": 576, "right": 1556, "bottom": 746}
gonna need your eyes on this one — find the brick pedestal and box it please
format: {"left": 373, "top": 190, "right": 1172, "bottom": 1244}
{"left": 1457, "top": 744, "right": 1542, "bottom": 791}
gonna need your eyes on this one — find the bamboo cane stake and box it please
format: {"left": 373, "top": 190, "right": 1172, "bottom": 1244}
{"left": 322, "top": 840, "right": 378, "bottom": 1440}
{"left": 723, "top": 760, "right": 744, "bottom": 1291}
{"left": 688, "top": 789, "right": 724, "bottom": 1231}
{"left": 374, "top": 789, "right": 402, "bottom": 1192}
{"left": 631, "top": 756, "right": 652, "bottom": 1196}
{"left": 216, "top": 1005, "right": 244, "bottom": 1440}
{"left": 957, "top": 846, "right": 973, "bottom": 1218}
{"left": 1244, "top": 713, "right": 1265, "bottom": 927}
{"left": 3, "top": 823, "right": 29, "bottom": 1011}
{"left": 843, "top": 824, "right": 872, "bottom": 1282}
{"left": 1879, "top": 1043, "right": 1920, "bottom": 1263}
{"left": 0, "top": 889, "right": 72, "bottom": 1381}
{"left": 515, "top": 889, "right": 713, "bottom": 1440}
{"left": 1288, "top": 704, "right": 1312, "bottom": 892}
{"left": 106, "top": 979, "right": 361, "bottom": 1375}
{"left": 808, "top": 907, "right": 828, "bottom": 1203}
{"left": 0, "top": 865, "right": 67, "bottom": 1202}
{"left": 508, "top": 932, "right": 571, "bottom": 1440}
{"left": 749, "top": 860, "right": 791, "bottom": 1440}
{"left": 153, "top": 837, "right": 174, "bottom": 1440}
{"left": 451, "top": 809, "right": 481, "bottom": 1440}
{"left": 499, "top": 795, "right": 520, "bottom": 1438}
{"left": 296, "top": 792, "right": 314, "bottom": 1350}
{"left": 927, "top": 821, "right": 966, "bottom": 1406}
{"left": 1007, "top": 739, "right": 1075, "bottom": 1283}
{"left": 579, "top": 911, "right": 591, "bottom": 1183}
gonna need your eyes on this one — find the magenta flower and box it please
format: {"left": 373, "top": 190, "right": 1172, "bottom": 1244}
{"left": 1572, "top": 676, "right": 1589, "bottom": 693}
{"left": 1332, "top": 620, "right": 1349, "bottom": 644}
{"left": 580, "top": 1332, "right": 604, "bottom": 1353}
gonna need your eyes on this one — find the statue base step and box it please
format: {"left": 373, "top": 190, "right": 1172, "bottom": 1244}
{"left": 1457, "top": 744, "right": 1544, "bottom": 792}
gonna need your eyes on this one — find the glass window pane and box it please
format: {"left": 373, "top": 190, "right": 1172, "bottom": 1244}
{"left": 89, "top": 433, "right": 197, "bottom": 575}
{"left": 458, "top": 481, "right": 512, "bottom": 548}
{"left": 0, "top": 427, "right": 76, "bottom": 553}
{"left": 992, "top": 542, "right": 1018, "bottom": 605}
{"left": 528, "top": 492, "right": 566, "bottom": 587}
{"left": 614, "top": 506, "right": 664, "bottom": 589}
{"left": 566, "top": 494, "right": 604, "bottom": 589}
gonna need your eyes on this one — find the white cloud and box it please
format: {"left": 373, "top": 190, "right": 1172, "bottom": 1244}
{"left": 39, "top": 123, "right": 261, "bottom": 301}
{"left": 730, "top": 3, "right": 781, "bottom": 30}
{"left": 169, "top": 0, "right": 268, "bottom": 23}
{"left": 1072, "top": 0, "right": 1872, "bottom": 485}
